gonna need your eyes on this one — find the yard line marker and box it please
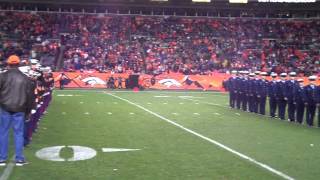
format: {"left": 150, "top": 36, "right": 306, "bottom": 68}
{"left": 107, "top": 93, "right": 294, "bottom": 180}
{"left": 113, "top": 102, "right": 118, "bottom": 104}
{"left": 0, "top": 157, "right": 14, "bottom": 180}
{"left": 179, "top": 102, "right": 184, "bottom": 105}
{"left": 147, "top": 102, "right": 152, "bottom": 105}
{"left": 172, "top": 113, "right": 179, "bottom": 115}
{"left": 129, "top": 112, "right": 135, "bottom": 115}
{"left": 214, "top": 113, "right": 220, "bottom": 116}
{"left": 80, "top": 102, "right": 84, "bottom": 104}
{"left": 163, "top": 102, "right": 168, "bottom": 105}
{"left": 96, "top": 101, "right": 101, "bottom": 104}
{"left": 107, "top": 112, "right": 112, "bottom": 115}
{"left": 84, "top": 112, "right": 90, "bottom": 115}
{"left": 102, "top": 148, "right": 141, "bottom": 152}
{"left": 62, "top": 112, "right": 66, "bottom": 115}
{"left": 236, "top": 113, "right": 241, "bottom": 116}
{"left": 193, "top": 113, "right": 200, "bottom": 115}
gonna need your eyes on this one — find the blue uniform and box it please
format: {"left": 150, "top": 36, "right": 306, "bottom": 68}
{"left": 276, "top": 80, "right": 287, "bottom": 120}
{"left": 303, "top": 85, "right": 318, "bottom": 126}
{"left": 293, "top": 85, "right": 306, "bottom": 124}
{"left": 226, "top": 77, "right": 237, "bottom": 108}
{"left": 285, "top": 80, "right": 299, "bottom": 122}
{"left": 241, "top": 78, "right": 249, "bottom": 111}
{"left": 256, "top": 79, "right": 268, "bottom": 115}
{"left": 268, "top": 79, "right": 278, "bottom": 118}
{"left": 235, "top": 77, "right": 242, "bottom": 109}
{"left": 247, "top": 78, "right": 256, "bottom": 113}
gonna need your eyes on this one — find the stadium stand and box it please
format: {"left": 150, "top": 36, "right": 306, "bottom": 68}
{"left": 0, "top": 11, "right": 319, "bottom": 76}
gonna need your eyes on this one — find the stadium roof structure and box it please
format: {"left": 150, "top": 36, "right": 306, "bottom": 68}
{"left": 0, "top": 0, "right": 320, "bottom": 18}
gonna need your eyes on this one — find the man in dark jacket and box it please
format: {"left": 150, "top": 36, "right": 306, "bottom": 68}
{"left": 0, "top": 55, "right": 35, "bottom": 167}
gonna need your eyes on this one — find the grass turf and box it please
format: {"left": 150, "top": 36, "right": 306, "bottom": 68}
{"left": 2, "top": 90, "right": 320, "bottom": 180}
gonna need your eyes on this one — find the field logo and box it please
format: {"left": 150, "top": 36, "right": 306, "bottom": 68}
{"left": 36, "top": 146, "right": 97, "bottom": 161}
{"left": 158, "top": 79, "right": 182, "bottom": 87}
{"left": 36, "top": 146, "right": 141, "bottom": 162}
{"left": 82, "top": 77, "right": 106, "bottom": 86}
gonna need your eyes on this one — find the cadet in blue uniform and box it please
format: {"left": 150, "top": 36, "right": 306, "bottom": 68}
{"left": 241, "top": 71, "right": 249, "bottom": 112}
{"left": 285, "top": 72, "right": 299, "bottom": 122}
{"left": 227, "top": 70, "right": 238, "bottom": 108}
{"left": 257, "top": 72, "right": 268, "bottom": 115}
{"left": 253, "top": 71, "right": 261, "bottom": 113}
{"left": 248, "top": 73, "right": 256, "bottom": 113}
{"left": 276, "top": 73, "right": 287, "bottom": 120}
{"left": 293, "top": 78, "right": 306, "bottom": 124}
{"left": 304, "top": 75, "right": 318, "bottom": 126}
{"left": 268, "top": 73, "right": 278, "bottom": 118}
{"left": 235, "top": 72, "right": 242, "bottom": 109}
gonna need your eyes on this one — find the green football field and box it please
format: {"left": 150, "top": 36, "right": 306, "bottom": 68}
{"left": 1, "top": 89, "right": 320, "bottom": 180}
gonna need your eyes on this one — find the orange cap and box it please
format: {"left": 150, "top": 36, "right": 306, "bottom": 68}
{"left": 7, "top": 55, "right": 20, "bottom": 65}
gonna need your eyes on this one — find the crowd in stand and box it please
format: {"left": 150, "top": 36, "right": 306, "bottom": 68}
{"left": 0, "top": 11, "right": 320, "bottom": 75}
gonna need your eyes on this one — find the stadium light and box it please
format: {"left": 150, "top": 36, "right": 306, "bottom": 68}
{"left": 258, "top": 0, "right": 315, "bottom": 2}
{"left": 229, "top": 0, "right": 248, "bottom": 3}
{"left": 192, "top": 0, "right": 211, "bottom": 2}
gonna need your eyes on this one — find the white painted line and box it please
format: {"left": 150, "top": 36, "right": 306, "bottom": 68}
{"left": 181, "top": 97, "right": 227, "bottom": 108}
{"left": 107, "top": 93, "right": 294, "bottom": 180}
{"left": 154, "top": 96, "right": 171, "bottom": 98}
{"left": 84, "top": 112, "right": 90, "bottom": 115}
{"left": 129, "top": 112, "right": 135, "bottom": 115}
{"left": 107, "top": 112, "right": 112, "bottom": 115}
{"left": 193, "top": 113, "right": 200, "bottom": 115}
{"left": 0, "top": 157, "right": 14, "bottom": 180}
{"left": 102, "top": 148, "right": 141, "bottom": 152}
{"left": 172, "top": 113, "right": 179, "bottom": 115}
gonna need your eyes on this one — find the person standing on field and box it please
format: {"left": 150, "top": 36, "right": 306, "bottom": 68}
{"left": 0, "top": 55, "right": 35, "bottom": 167}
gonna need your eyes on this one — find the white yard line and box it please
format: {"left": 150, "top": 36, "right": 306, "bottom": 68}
{"left": 0, "top": 157, "right": 15, "bottom": 180}
{"left": 107, "top": 93, "right": 294, "bottom": 180}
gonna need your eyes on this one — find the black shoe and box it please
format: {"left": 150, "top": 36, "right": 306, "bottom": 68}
{"left": 15, "top": 160, "right": 28, "bottom": 167}
{"left": 0, "top": 160, "right": 6, "bottom": 166}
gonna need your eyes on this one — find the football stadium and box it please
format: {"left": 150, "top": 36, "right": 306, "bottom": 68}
{"left": 0, "top": 0, "right": 320, "bottom": 180}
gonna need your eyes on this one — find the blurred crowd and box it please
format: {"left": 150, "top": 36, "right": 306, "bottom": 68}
{"left": 1, "top": 11, "right": 320, "bottom": 75}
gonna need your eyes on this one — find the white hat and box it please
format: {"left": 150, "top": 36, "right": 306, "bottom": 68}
{"left": 271, "top": 72, "right": 277, "bottom": 77}
{"left": 260, "top": 72, "right": 267, "bottom": 76}
{"left": 308, "top": 75, "right": 317, "bottom": 81}
{"left": 30, "top": 59, "right": 39, "bottom": 64}
{"left": 297, "top": 78, "right": 304, "bottom": 82}
{"left": 280, "top": 73, "right": 287, "bottom": 77}
{"left": 289, "top": 72, "right": 297, "bottom": 76}
{"left": 231, "top": 70, "right": 238, "bottom": 74}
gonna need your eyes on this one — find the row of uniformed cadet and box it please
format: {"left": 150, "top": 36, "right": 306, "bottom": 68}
{"left": 226, "top": 70, "right": 320, "bottom": 127}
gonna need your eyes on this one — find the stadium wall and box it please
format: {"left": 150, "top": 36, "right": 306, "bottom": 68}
{"left": 53, "top": 72, "right": 230, "bottom": 91}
